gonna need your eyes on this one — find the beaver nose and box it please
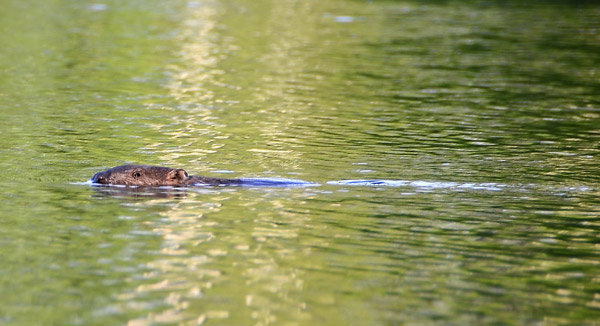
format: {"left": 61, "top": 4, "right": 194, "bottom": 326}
{"left": 91, "top": 172, "right": 108, "bottom": 184}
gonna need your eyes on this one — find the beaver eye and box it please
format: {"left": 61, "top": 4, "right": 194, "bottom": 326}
{"left": 132, "top": 172, "right": 142, "bottom": 178}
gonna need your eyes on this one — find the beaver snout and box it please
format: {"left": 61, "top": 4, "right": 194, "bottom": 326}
{"left": 91, "top": 172, "right": 109, "bottom": 184}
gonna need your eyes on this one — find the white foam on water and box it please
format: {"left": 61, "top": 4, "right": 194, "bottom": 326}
{"left": 326, "top": 180, "right": 506, "bottom": 191}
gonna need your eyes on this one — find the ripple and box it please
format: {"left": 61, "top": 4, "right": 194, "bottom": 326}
{"left": 326, "top": 179, "right": 506, "bottom": 191}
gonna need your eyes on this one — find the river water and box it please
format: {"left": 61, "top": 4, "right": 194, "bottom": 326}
{"left": 1, "top": 0, "right": 600, "bottom": 325}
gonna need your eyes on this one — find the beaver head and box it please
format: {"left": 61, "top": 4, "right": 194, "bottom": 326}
{"left": 91, "top": 165, "right": 190, "bottom": 187}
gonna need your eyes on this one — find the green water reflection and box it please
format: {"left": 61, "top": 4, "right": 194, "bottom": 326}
{"left": 1, "top": 0, "right": 600, "bottom": 325}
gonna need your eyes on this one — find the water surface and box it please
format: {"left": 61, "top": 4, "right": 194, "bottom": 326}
{"left": 1, "top": 0, "right": 600, "bottom": 325}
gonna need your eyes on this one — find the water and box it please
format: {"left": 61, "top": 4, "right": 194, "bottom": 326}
{"left": 1, "top": 0, "right": 600, "bottom": 325}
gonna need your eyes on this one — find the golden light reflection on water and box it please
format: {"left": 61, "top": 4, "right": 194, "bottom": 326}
{"left": 154, "top": 0, "right": 326, "bottom": 171}
{"left": 120, "top": 191, "right": 313, "bottom": 326}
{"left": 123, "top": 199, "right": 221, "bottom": 326}
{"left": 148, "top": 1, "right": 228, "bottom": 166}
{"left": 166, "top": 2, "right": 220, "bottom": 103}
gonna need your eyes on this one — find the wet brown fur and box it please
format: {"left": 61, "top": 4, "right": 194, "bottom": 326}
{"left": 91, "top": 165, "right": 242, "bottom": 187}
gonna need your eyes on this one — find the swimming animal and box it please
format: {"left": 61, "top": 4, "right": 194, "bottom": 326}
{"left": 90, "top": 164, "right": 509, "bottom": 191}
{"left": 91, "top": 165, "right": 243, "bottom": 187}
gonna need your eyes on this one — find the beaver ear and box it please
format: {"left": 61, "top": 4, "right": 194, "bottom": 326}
{"left": 169, "top": 169, "right": 189, "bottom": 181}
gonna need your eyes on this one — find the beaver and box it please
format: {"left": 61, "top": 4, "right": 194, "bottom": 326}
{"left": 91, "top": 165, "right": 243, "bottom": 187}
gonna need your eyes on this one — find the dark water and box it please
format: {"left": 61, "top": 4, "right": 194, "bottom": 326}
{"left": 1, "top": 0, "right": 600, "bottom": 325}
